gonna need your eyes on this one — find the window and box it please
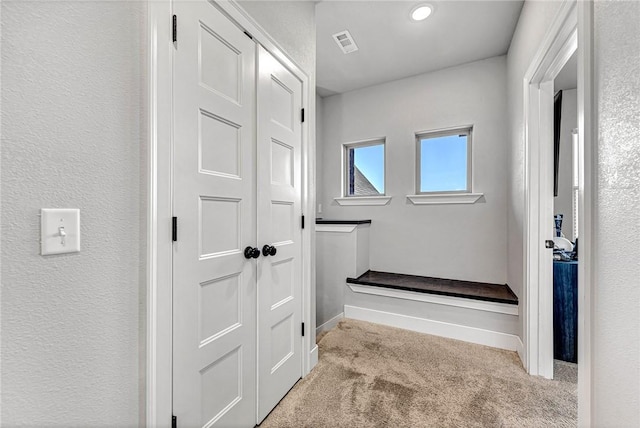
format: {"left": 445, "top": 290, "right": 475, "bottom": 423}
{"left": 344, "top": 140, "right": 385, "bottom": 197}
{"left": 416, "top": 127, "right": 472, "bottom": 194}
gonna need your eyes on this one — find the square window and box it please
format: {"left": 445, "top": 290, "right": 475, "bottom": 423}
{"left": 344, "top": 140, "right": 385, "bottom": 197}
{"left": 417, "top": 127, "right": 472, "bottom": 193}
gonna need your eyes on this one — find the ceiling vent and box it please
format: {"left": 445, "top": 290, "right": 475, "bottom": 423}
{"left": 332, "top": 30, "right": 359, "bottom": 54}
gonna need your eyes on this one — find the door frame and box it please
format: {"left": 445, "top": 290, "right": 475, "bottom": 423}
{"left": 522, "top": 0, "right": 595, "bottom": 424}
{"left": 145, "top": 1, "right": 316, "bottom": 426}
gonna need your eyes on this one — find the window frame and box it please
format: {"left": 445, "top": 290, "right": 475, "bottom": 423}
{"left": 342, "top": 138, "right": 387, "bottom": 198}
{"left": 415, "top": 126, "right": 473, "bottom": 195}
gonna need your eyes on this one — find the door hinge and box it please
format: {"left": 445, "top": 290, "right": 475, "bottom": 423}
{"left": 243, "top": 31, "right": 253, "bottom": 40}
{"left": 301, "top": 215, "right": 305, "bottom": 229}
{"left": 172, "top": 15, "right": 177, "bottom": 44}
{"left": 302, "top": 322, "right": 305, "bottom": 337}
{"left": 172, "top": 415, "right": 177, "bottom": 428}
{"left": 301, "top": 108, "right": 305, "bottom": 123}
{"left": 172, "top": 217, "right": 178, "bottom": 242}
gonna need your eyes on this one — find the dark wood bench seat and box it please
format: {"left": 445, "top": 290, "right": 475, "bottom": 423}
{"left": 346, "top": 270, "right": 518, "bottom": 305}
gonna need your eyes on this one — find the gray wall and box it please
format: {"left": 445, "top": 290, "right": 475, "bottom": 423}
{"left": 320, "top": 56, "right": 509, "bottom": 285}
{"left": 506, "top": 0, "right": 563, "bottom": 339}
{"left": 1, "top": 1, "right": 146, "bottom": 425}
{"left": 592, "top": 1, "right": 640, "bottom": 424}
{"left": 555, "top": 89, "right": 577, "bottom": 241}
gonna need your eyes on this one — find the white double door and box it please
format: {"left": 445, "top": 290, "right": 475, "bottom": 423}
{"left": 172, "top": 1, "right": 303, "bottom": 426}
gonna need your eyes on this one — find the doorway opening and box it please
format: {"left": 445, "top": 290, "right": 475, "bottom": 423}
{"left": 551, "top": 50, "right": 579, "bottom": 381}
{"left": 522, "top": 9, "right": 594, "bottom": 423}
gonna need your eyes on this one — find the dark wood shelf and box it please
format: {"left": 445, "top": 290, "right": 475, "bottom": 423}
{"left": 315, "top": 219, "right": 372, "bottom": 225}
{"left": 347, "top": 271, "right": 518, "bottom": 305}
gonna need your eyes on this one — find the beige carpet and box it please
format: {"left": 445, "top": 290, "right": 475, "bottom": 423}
{"left": 261, "top": 319, "right": 577, "bottom": 427}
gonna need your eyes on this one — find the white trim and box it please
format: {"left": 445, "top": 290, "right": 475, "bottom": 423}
{"left": 316, "top": 312, "right": 345, "bottom": 336}
{"left": 577, "top": 1, "right": 595, "bottom": 424}
{"left": 523, "top": 0, "right": 577, "bottom": 380}
{"left": 147, "top": 0, "right": 315, "bottom": 424}
{"left": 516, "top": 336, "right": 525, "bottom": 366}
{"left": 334, "top": 196, "right": 392, "bottom": 206}
{"left": 344, "top": 305, "right": 521, "bottom": 352}
{"left": 315, "top": 224, "right": 357, "bottom": 233}
{"left": 406, "top": 193, "right": 483, "bottom": 205}
{"left": 146, "top": 0, "right": 173, "bottom": 426}
{"left": 309, "top": 345, "right": 318, "bottom": 369}
{"left": 347, "top": 284, "right": 518, "bottom": 316}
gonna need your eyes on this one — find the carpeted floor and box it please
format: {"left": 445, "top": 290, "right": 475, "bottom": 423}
{"left": 261, "top": 319, "right": 577, "bottom": 427}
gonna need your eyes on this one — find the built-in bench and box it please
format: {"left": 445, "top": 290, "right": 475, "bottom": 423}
{"left": 316, "top": 220, "right": 522, "bottom": 355}
{"left": 343, "top": 270, "right": 522, "bottom": 354}
{"left": 347, "top": 270, "right": 518, "bottom": 305}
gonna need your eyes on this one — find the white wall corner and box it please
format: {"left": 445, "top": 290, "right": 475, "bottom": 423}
{"left": 310, "top": 345, "right": 319, "bottom": 370}
{"left": 316, "top": 312, "right": 345, "bottom": 336}
{"left": 516, "top": 336, "right": 525, "bottom": 367}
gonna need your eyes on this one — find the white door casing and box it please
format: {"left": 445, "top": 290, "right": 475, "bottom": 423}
{"left": 257, "top": 44, "right": 304, "bottom": 423}
{"left": 172, "top": 1, "right": 257, "bottom": 426}
{"left": 523, "top": 0, "right": 577, "bottom": 380}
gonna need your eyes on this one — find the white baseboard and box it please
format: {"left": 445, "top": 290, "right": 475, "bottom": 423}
{"left": 516, "top": 336, "right": 525, "bottom": 367}
{"left": 316, "top": 312, "right": 344, "bottom": 336}
{"left": 344, "top": 305, "right": 521, "bottom": 352}
{"left": 309, "top": 345, "right": 318, "bottom": 370}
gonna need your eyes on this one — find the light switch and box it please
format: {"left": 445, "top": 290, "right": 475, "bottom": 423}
{"left": 41, "top": 209, "right": 81, "bottom": 255}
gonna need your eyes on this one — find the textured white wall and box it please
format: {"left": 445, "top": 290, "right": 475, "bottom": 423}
{"left": 555, "top": 89, "right": 577, "bottom": 241}
{"left": 592, "top": 1, "right": 640, "bottom": 424}
{"left": 316, "top": 94, "right": 324, "bottom": 216}
{"left": 1, "top": 1, "right": 146, "bottom": 426}
{"left": 505, "top": 0, "right": 563, "bottom": 339}
{"left": 239, "top": 1, "right": 315, "bottom": 82}
{"left": 321, "top": 56, "right": 509, "bottom": 285}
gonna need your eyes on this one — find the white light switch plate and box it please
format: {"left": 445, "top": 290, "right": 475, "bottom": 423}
{"left": 41, "top": 209, "right": 81, "bottom": 255}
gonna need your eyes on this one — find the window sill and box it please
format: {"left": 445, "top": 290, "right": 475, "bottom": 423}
{"left": 334, "top": 196, "right": 392, "bottom": 206}
{"left": 406, "top": 193, "right": 483, "bottom": 205}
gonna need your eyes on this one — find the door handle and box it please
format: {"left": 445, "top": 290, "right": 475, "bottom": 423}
{"left": 244, "top": 246, "right": 260, "bottom": 259}
{"left": 545, "top": 240, "right": 555, "bottom": 249}
{"left": 262, "top": 244, "right": 277, "bottom": 257}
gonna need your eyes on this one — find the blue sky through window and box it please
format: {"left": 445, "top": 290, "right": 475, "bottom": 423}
{"left": 420, "top": 135, "right": 468, "bottom": 192}
{"left": 353, "top": 144, "right": 384, "bottom": 193}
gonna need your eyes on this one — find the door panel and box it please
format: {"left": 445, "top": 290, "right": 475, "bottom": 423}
{"left": 257, "top": 45, "right": 304, "bottom": 423}
{"left": 172, "top": 1, "right": 256, "bottom": 427}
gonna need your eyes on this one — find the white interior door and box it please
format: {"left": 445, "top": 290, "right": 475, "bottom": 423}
{"left": 256, "top": 45, "right": 304, "bottom": 423}
{"left": 172, "top": 1, "right": 257, "bottom": 426}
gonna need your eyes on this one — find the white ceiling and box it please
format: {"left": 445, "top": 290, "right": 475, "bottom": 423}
{"left": 317, "top": 0, "right": 524, "bottom": 97}
{"left": 555, "top": 50, "right": 577, "bottom": 91}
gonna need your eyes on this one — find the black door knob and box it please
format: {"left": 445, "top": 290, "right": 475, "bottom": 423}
{"left": 262, "top": 244, "right": 277, "bottom": 256}
{"left": 244, "top": 246, "right": 260, "bottom": 259}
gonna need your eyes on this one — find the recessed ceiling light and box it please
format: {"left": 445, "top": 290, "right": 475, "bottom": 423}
{"left": 410, "top": 4, "right": 433, "bottom": 21}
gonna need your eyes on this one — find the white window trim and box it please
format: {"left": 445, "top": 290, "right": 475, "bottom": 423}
{"left": 342, "top": 137, "right": 386, "bottom": 198}
{"left": 415, "top": 126, "right": 473, "bottom": 195}
{"left": 406, "top": 192, "right": 483, "bottom": 205}
{"left": 334, "top": 195, "right": 392, "bottom": 206}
